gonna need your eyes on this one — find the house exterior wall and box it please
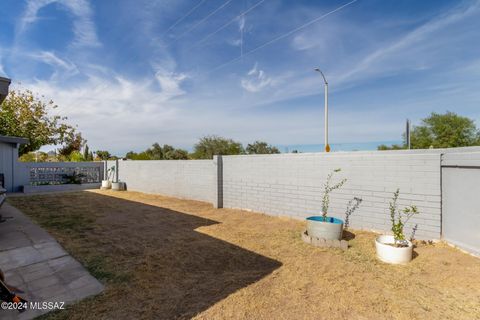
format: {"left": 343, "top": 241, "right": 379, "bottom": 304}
{"left": 0, "top": 141, "right": 16, "bottom": 191}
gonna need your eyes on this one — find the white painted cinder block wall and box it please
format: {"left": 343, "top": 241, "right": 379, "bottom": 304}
{"left": 115, "top": 160, "right": 215, "bottom": 203}
{"left": 111, "top": 147, "right": 480, "bottom": 241}
{"left": 222, "top": 152, "right": 442, "bottom": 239}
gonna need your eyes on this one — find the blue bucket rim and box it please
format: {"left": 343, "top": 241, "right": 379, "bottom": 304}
{"left": 306, "top": 216, "right": 344, "bottom": 224}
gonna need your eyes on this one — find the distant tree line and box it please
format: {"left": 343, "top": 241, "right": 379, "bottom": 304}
{"left": 378, "top": 111, "right": 480, "bottom": 150}
{"left": 125, "top": 136, "right": 281, "bottom": 160}
{"left": 126, "top": 143, "right": 189, "bottom": 160}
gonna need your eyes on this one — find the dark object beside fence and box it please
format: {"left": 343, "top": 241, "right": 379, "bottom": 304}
{"left": 0, "top": 174, "right": 6, "bottom": 222}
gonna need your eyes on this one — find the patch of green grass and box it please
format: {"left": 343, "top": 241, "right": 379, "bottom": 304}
{"left": 8, "top": 197, "right": 95, "bottom": 236}
{"left": 42, "top": 213, "right": 95, "bottom": 233}
{"left": 84, "top": 255, "right": 132, "bottom": 284}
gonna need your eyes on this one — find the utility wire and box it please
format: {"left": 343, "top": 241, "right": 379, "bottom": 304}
{"left": 162, "top": 0, "right": 207, "bottom": 36}
{"left": 208, "top": 0, "right": 358, "bottom": 74}
{"left": 174, "top": 0, "right": 234, "bottom": 40}
{"left": 190, "top": 0, "right": 266, "bottom": 49}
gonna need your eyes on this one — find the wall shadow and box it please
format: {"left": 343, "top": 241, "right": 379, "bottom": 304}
{"left": 342, "top": 230, "right": 356, "bottom": 241}
{"left": 14, "top": 191, "right": 282, "bottom": 319}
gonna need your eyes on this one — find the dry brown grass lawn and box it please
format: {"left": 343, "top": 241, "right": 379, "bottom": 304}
{"left": 7, "top": 190, "right": 480, "bottom": 320}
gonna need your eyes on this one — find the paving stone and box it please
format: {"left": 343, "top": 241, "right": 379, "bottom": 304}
{"left": 33, "top": 283, "right": 68, "bottom": 300}
{"left": 0, "top": 231, "right": 33, "bottom": 251}
{"left": 27, "top": 275, "right": 62, "bottom": 292}
{"left": 2, "top": 272, "right": 24, "bottom": 289}
{"left": 0, "top": 203, "right": 104, "bottom": 320}
{"left": 17, "top": 261, "right": 56, "bottom": 283}
{"left": 33, "top": 242, "right": 67, "bottom": 260}
{"left": 48, "top": 256, "right": 81, "bottom": 272}
{"left": 67, "top": 274, "right": 98, "bottom": 291}
{"left": 21, "top": 267, "right": 56, "bottom": 284}
{"left": 17, "top": 309, "right": 44, "bottom": 320}
{"left": 301, "top": 230, "right": 311, "bottom": 244}
{"left": 312, "top": 237, "right": 326, "bottom": 247}
{"left": 1, "top": 247, "right": 44, "bottom": 271}
{"left": 56, "top": 265, "right": 88, "bottom": 284}
{"left": 50, "top": 291, "right": 77, "bottom": 305}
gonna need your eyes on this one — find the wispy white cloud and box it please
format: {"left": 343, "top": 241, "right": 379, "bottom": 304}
{"left": 29, "top": 51, "right": 79, "bottom": 79}
{"left": 17, "top": 0, "right": 56, "bottom": 32}
{"left": 154, "top": 69, "right": 188, "bottom": 101}
{"left": 241, "top": 62, "right": 272, "bottom": 92}
{"left": 227, "top": 15, "right": 246, "bottom": 48}
{"left": 18, "top": 73, "right": 182, "bottom": 151}
{"left": 334, "top": 1, "right": 480, "bottom": 85}
{"left": 18, "top": 0, "right": 100, "bottom": 47}
{"left": 247, "top": 0, "right": 480, "bottom": 108}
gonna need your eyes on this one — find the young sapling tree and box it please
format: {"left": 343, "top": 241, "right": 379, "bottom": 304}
{"left": 107, "top": 166, "right": 115, "bottom": 181}
{"left": 344, "top": 197, "right": 362, "bottom": 229}
{"left": 321, "top": 169, "right": 347, "bottom": 220}
{"left": 389, "top": 189, "right": 419, "bottom": 247}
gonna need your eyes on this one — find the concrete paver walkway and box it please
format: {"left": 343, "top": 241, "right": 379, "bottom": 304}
{"left": 0, "top": 203, "right": 104, "bottom": 320}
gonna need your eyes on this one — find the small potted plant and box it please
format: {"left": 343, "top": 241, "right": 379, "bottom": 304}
{"left": 306, "top": 169, "right": 361, "bottom": 240}
{"left": 111, "top": 180, "right": 126, "bottom": 191}
{"left": 375, "top": 189, "right": 419, "bottom": 264}
{"left": 101, "top": 166, "right": 115, "bottom": 189}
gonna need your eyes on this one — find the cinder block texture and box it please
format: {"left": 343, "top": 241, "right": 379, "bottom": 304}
{"left": 115, "top": 160, "right": 216, "bottom": 203}
{"left": 107, "top": 148, "right": 480, "bottom": 244}
{"left": 222, "top": 152, "right": 442, "bottom": 239}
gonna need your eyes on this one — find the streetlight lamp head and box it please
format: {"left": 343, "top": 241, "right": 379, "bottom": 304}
{"left": 314, "top": 68, "right": 327, "bottom": 85}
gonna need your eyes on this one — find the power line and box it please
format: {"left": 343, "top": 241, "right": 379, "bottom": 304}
{"left": 174, "top": 0, "right": 234, "bottom": 40}
{"left": 189, "top": 0, "right": 267, "bottom": 49}
{"left": 208, "top": 0, "right": 358, "bottom": 74}
{"left": 55, "top": 2, "right": 211, "bottom": 115}
{"left": 162, "top": 0, "right": 207, "bottom": 36}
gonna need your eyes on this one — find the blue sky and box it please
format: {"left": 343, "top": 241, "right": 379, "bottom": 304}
{"left": 1, "top": 0, "right": 479, "bottom": 154}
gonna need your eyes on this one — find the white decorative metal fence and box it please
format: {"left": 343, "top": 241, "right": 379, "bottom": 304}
{"left": 29, "top": 165, "right": 102, "bottom": 185}
{"left": 14, "top": 162, "right": 104, "bottom": 190}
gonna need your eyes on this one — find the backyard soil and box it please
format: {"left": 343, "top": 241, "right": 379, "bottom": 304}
{"left": 8, "top": 190, "right": 480, "bottom": 320}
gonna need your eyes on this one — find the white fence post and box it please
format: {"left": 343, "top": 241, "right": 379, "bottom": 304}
{"left": 213, "top": 155, "right": 223, "bottom": 208}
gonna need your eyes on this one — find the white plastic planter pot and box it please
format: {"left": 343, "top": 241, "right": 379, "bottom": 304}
{"left": 306, "top": 216, "right": 344, "bottom": 240}
{"left": 101, "top": 180, "right": 111, "bottom": 189}
{"left": 375, "top": 235, "right": 413, "bottom": 264}
{"left": 111, "top": 182, "right": 126, "bottom": 191}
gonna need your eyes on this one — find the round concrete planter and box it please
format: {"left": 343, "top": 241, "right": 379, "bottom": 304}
{"left": 375, "top": 235, "right": 413, "bottom": 264}
{"left": 101, "top": 180, "right": 111, "bottom": 189}
{"left": 111, "top": 182, "right": 126, "bottom": 191}
{"left": 306, "top": 216, "right": 344, "bottom": 240}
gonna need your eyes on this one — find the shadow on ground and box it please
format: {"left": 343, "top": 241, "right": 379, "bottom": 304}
{"left": 7, "top": 191, "right": 281, "bottom": 319}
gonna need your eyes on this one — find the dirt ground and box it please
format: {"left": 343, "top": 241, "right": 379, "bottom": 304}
{"left": 7, "top": 190, "right": 480, "bottom": 320}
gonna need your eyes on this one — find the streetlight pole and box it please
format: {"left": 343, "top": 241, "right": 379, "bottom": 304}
{"left": 315, "top": 68, "right": 330, "bottom": 152}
